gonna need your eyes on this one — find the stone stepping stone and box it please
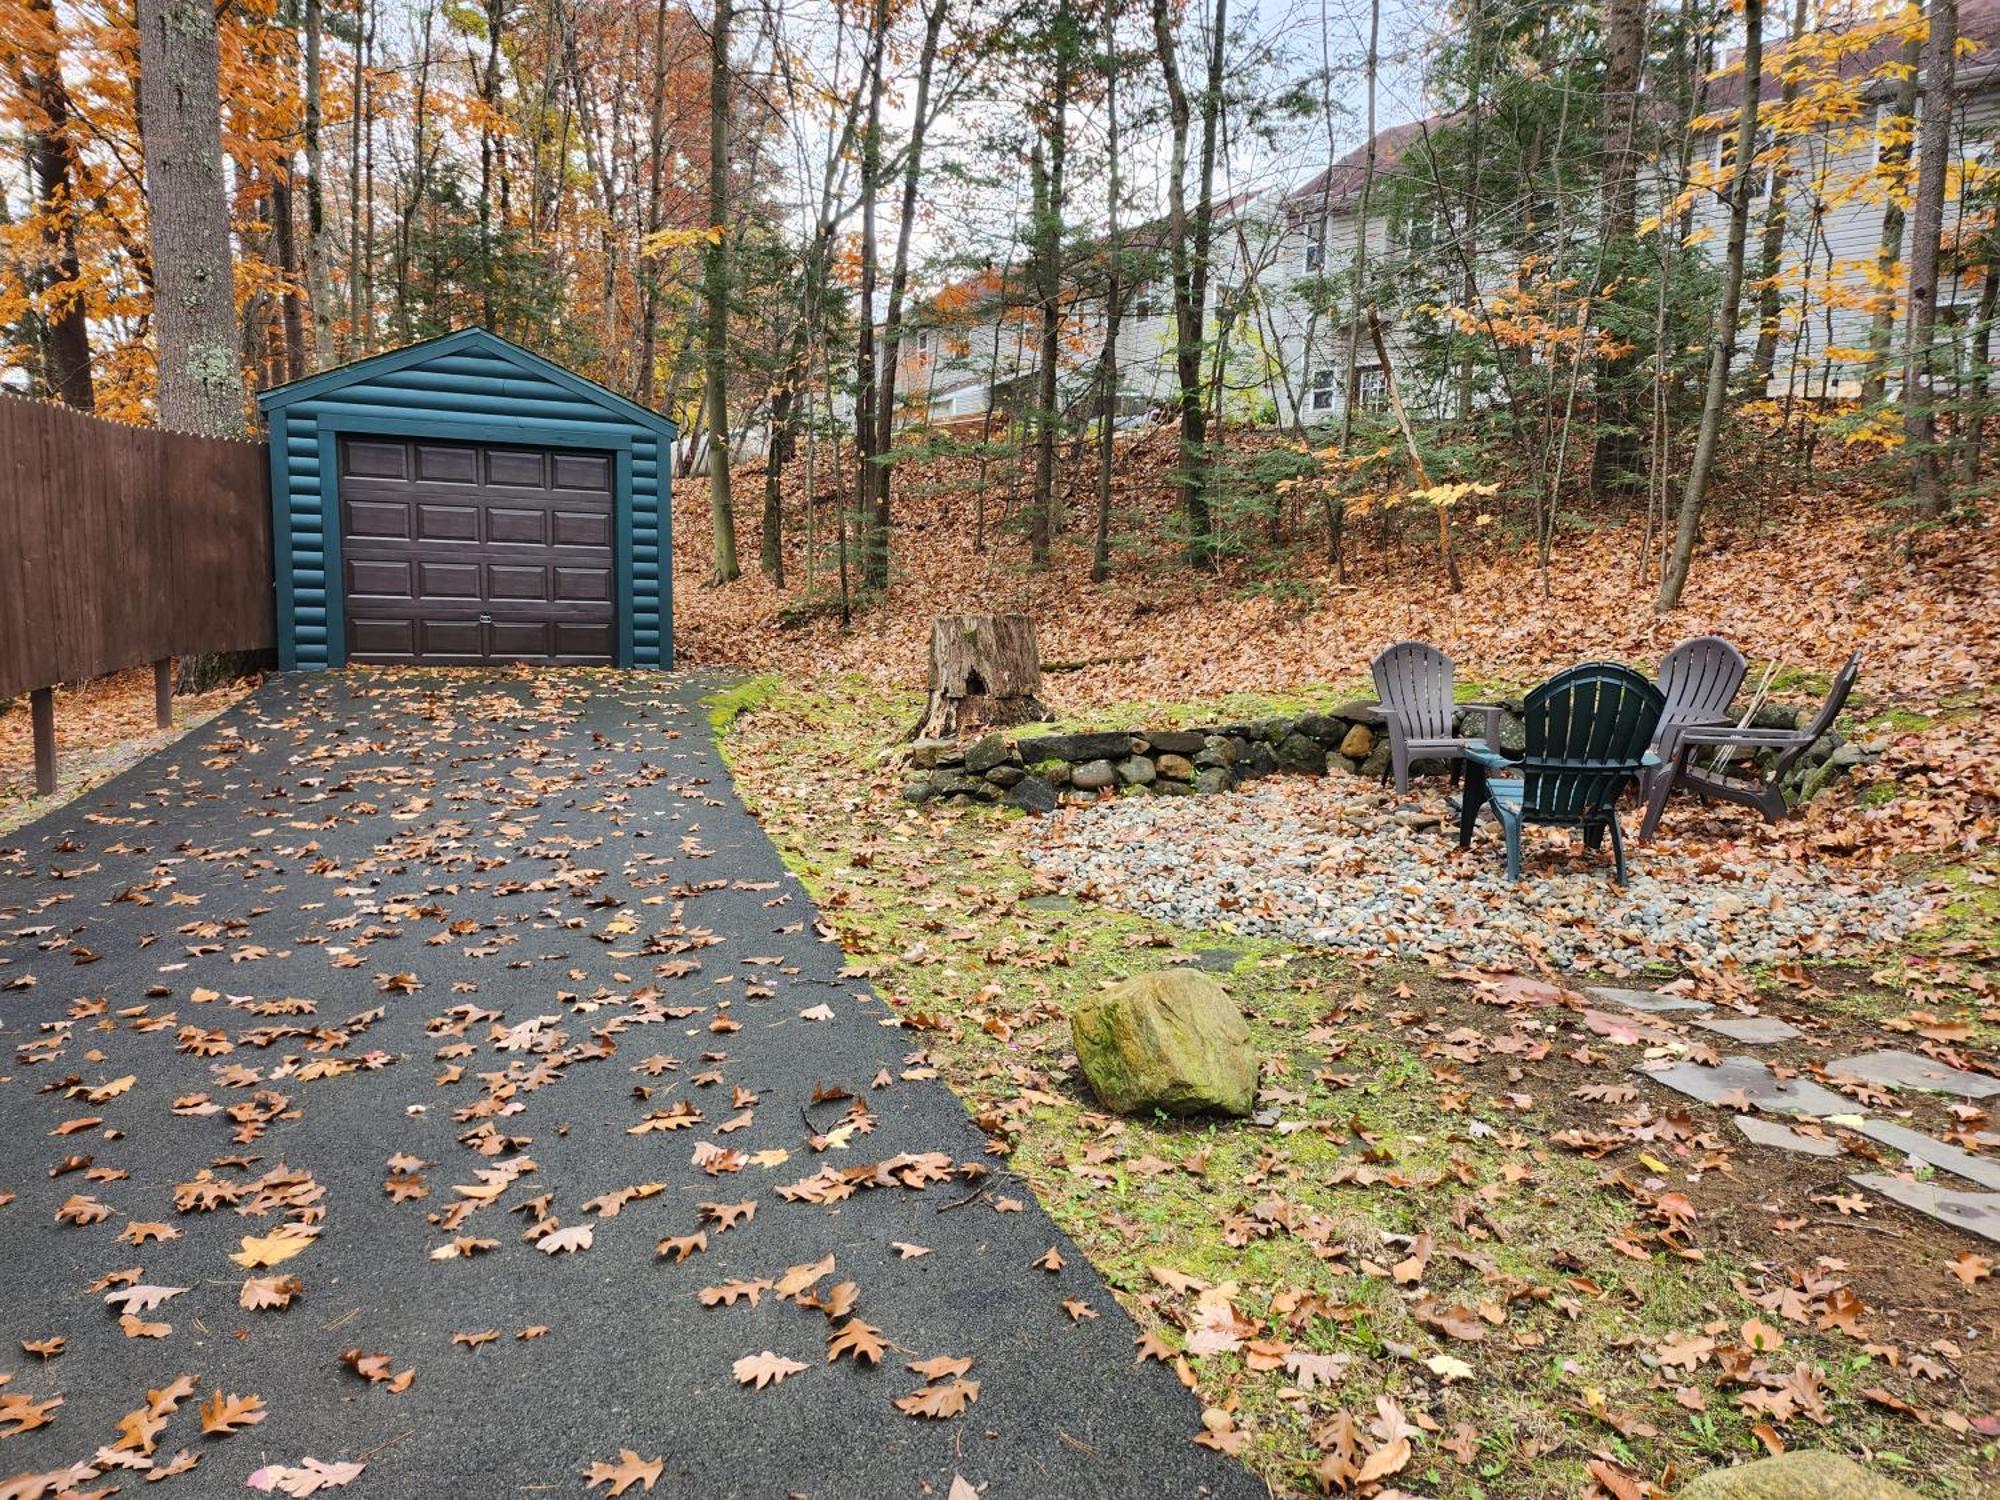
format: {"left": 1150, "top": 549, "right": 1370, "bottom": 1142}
{"left": 1587, "top": 985, "right": 1709, "bottom": 1015}
{"left": 1692, "top": 1015, "right": 1803, "bottom": 1046}
{"left": 1640, "top": 1055, "right": 1848, "bottom": 1118}
{"left": 1851, "top": 1173, "right": 2000, "bottom": 1244}
{"left": 1734, "top": 1115, "right": 1841, "bottom": 1158}
{"left": 1851, "top": 1118, "right": 2000, "bottom": 1191}
{"left": 1827, "top": 1049, "right": 2000, "bottom": 1100}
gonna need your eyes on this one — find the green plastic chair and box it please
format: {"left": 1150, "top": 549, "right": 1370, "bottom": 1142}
{"left": 1457, "top": 662, "right": 1666, "bottom": 885}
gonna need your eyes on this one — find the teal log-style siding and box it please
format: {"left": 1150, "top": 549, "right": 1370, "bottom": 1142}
{"left": 255, "top": 328, "right": 676, "bottom": 671}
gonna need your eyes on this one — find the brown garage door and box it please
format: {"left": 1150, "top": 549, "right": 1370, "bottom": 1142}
{"left": 339, "top": 437, "right": 617, "bottom": 665}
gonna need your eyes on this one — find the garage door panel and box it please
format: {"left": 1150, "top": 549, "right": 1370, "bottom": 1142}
{"left": 487, "top": 563, "right": 549, "bottom": 601}
{"left": 417, "top": 444, "right": 479, "bottom": 483}
{"left": 345, "top": 499, "right": 411, "bottom": 539}
{"left": 343, "top": 440, "right": 408, "bottom": 479}
{"left": 554, "top": 566, "right": 611, "bottom": 603}
{"left": 486, "top": 507, "right": 549, "bottom": 546}
{"left": 553, "top": 621, "right": 615, "bottom": 658}
{"left": 417, "top": 560, "right": 482, "bottom": 599}
{"left": 488, "top": 619, "right": 554, "bottom": 657}
{"left": 552, "top": 454, "right": 610, "bottom": 491}
{"left": 552, "top": 510, "right": 612, "bottom": 547}
{"left": 485, "top": 450, "right": 546, "bottom": 487}
{"left": 417, "top": 504, "right": 480, "bottom": 542}
{"left": 341, "top": 436, "right": 615, "bottom": 667}
{"left": 347, "top": 558, "right": 414, "bottom": 599}
{"left": 349, "top": 617, "right": 416, "bottom": 658}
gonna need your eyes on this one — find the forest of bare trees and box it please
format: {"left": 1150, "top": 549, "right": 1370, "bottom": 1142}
{"left": 3, "top": 0, "right": 1993, "bottom": 614}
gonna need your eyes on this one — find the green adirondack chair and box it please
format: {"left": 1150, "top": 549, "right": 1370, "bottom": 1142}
{"left": 1457, "top": 662, "right": 1666, "bottom": 885}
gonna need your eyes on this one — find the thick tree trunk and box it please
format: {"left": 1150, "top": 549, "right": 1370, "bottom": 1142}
{"left": 1957, "top": 257, "right": 1998, "bottom": 483}
{"left": 21, "top": 0, "right": 94, "bottom": 410}
{"left": 1029, "top": 22, "right": 1071, "bottom": 572}
{"left": 138, "top": 0, "right": 244, "bottom": 436}
{"left": 704, "top": 0, "right": 739, "bottom": 580}
{"left": 1657, "top": 0, "right": 1761, "bottom": 611}
{"left": 910, "top": 614, "right": 1051, "bottom": 741}
{"left": 1904, "top": 0, "right": 1956, "bottom": 519}
{"left": 272, "top": 164, "right": 307, "bottom": 383}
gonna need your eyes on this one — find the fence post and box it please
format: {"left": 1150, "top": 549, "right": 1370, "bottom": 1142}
{"left": 153, "top": 658, "right": 173, "bottom": 728}
{"left": 31, "top": 687, "right": 55, "bottom": 796}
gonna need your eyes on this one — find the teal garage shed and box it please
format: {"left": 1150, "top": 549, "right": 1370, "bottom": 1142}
{"left": 257, "top": 328, "right": 675, "bottom": 670}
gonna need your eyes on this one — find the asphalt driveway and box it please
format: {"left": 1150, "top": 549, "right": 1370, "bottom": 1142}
{"left": 0, "top": 670, "right": 1260, "bottom": 1499}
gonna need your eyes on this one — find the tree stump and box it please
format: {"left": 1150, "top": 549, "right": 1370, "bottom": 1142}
{"left": 910, "top": 613, "right": 1051, "bottom": 741}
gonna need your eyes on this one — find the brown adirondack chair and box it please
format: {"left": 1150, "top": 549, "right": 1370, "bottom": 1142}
{"left": 1637, "top": 635, "right": 1747, "bottom": 840}
{"left": 1660, "top": 650, "right": 1862, "bottom": 827}
{"left": 1371, "top": 641, "right": 1503, "bottom": 796}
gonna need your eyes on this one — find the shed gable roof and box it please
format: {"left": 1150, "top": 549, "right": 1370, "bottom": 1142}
{"left": 255, "top": 327, "right": 676, "bottom": 443}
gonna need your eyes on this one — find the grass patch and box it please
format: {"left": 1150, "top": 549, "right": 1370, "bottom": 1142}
{"left": 702, "top": 673, "right": 786, "bottom": 735}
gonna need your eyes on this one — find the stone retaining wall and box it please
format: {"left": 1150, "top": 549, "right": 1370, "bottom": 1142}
{"left": 902, "top": 699, "right": 1861, "bottom": 814}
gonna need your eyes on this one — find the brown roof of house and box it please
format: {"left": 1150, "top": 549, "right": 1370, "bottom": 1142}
{"left": 1280, "top": 117, "right": 1440, "bottom": 214}
{"left": 1701, "top": 0, "right": 1999, "bottom": 113}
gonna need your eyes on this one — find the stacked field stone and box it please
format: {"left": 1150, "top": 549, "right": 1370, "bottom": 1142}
{"left": 900, "top": 697, "right": 1859, "bottom": 813}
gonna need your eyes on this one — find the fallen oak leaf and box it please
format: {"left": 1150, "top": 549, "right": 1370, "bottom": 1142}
{"left": 732, "top": 1351, "right": 807, "bottom": 1390}
{"left": 894, "top": 1377, "right": 980, "bottom": 1419}
{"left": 197, "top": 1390, "right": 266, "bottom": 1436}
{"left": 103, "top": 1284, "right": 188, "bottom": 1315}
{"left": 583, "top": 1449, "right": 664, "bottom": 1496}
{"left": 246, "top": 1457, "right": 365, "bottom": 1495}
{"left": 240, "top": 1275, "right": 304, "bottom": 1311}
{"left": 19, "top": 1337, "right": 64, "bottom": 1359}
{"left": 826, "top": 1319, "right": 885, "bottom": 1366}
{"left": 536, "top": 1224, "right": 594, "bottom": 1255}
{"left": 119, "top": 1314, "right": 171, "bottom": 1339}
{"left": 230, "top": 1230, "right": 316, "bottom": 1269}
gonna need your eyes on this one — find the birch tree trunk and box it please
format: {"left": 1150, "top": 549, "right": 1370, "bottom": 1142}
{"left": 138, "top": 0, "right": 245, "bottom": 437}
{"left": 1657, "top": 0, "right": 1761, "bottom": 611}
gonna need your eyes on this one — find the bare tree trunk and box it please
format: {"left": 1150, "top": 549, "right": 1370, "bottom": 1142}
{"left": 272, "top": 163, "right": 308, "bottom": 382}
{"left": 19, "top": 0, "right": 94, "bottom": 409}
{"left": 854, "top": 0, "right": 889, "bottom": 588}
{"left": 871, "top": 0, "right": 948, "bottom": 552}
{"left": 1958, "top": 257, "right": 1998, "bottom": 483}
{"left": 637, "top": 0, "right": 670, "bottom": 406}
{"left": 1586, "top": 0, "right": 1644, "bottom": 493}
{"left": 1748, "top": 0, "right": 1808, "bottom": 385}
{"left": 138, "top": 0, "right": 245, "bottom": 436}
{"left": 1151, "top": 0, "right": 1225, "bottom": 564}
{"left": 1657, "top": 0, "right": 1761, "bottom": 611}
{"left": 1091, "top": 0, "right": 1124, "bottom": 585}
{"left": 303, "top": 0, "right": 333, "bottom": 367}
{"left": 1903, "top": 0, "right": 1956, "bottom": 520}
{"left": 1863, "top": 27, "right": 1923, "bottom": 405}
{"left": 704, "top": 0, "right": 740, "bottom": 581}
{"left": 478, "top": 0, "right": 506, "bottom": 332}
{"left": 1028, "top": 14, "right": 1072, "bottom": 570}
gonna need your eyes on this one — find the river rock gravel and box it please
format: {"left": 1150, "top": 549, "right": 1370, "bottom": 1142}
{"left": 1023, "top": 777, "right": 1932, "bottom": 972}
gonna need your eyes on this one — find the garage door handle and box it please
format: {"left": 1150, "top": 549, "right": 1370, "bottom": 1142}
{"left": 478, "top": 613, "right": 492, "bottom": 624}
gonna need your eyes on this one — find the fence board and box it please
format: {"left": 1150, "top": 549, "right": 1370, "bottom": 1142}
{"left": 0, "top": 396, "right": 273, "bottom": 701}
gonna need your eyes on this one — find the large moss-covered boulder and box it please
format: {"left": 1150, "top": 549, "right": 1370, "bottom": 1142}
{"left": 1677, "top": 1453, "right": 1923, "bottom": 1500}
{"left": 1071, "top": 972, "right": 1256, "bottom": 1117}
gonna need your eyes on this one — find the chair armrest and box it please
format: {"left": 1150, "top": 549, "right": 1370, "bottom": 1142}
{"left": 1640, "top": 751, "right": 1662, "bottom": 769}
{"left": 1677, "top": 725, "right": 1808, "bottom": 750}
{"left": 1462, "top": 740, "right": 1514, "bottom": 771}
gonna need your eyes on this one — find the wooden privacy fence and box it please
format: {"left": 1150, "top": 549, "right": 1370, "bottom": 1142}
{"left": 0, "top": 395, "right": 274, "bottom": 794}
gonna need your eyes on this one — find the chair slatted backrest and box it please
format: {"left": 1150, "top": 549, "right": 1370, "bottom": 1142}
{"left": 1519, "top": 663, "right": 1666, "bottom": 820}
{"left": 1772, "top": 649, "right": 1863, "bottom": 779}
{"left": 1653, "top": 635, "right": 1747, "bottom": 777}
{"left": 1371, "top": 642, "right": 1457, "bottom": 742}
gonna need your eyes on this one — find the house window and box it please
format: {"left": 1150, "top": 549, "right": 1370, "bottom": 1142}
{"left": 1401, "top": 206, "right": 1440, "bottom": 256}
{"left": 1304, "top": 217, "right": 1326, "bottom": 272}
{"left": 1354, "top": 366, "right": 1388, "bottom": 412}
{"left": 911, "top": 329, "right": 932, "bottom": 355}
{"left": 1131, "top": 293, "right": 1160, "bottom": 320}
{"left": 1309, "top": 367, "right": 1338, "bottom": 412}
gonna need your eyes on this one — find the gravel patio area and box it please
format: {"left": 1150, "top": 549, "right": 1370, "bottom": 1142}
{"left": 1025, "top": 776, "right": 1933, "bottom": 971}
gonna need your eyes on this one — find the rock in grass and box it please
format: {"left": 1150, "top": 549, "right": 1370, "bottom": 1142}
{"left": 1071, "top": 972, "right": 1255, "bottom": 1117}
{"left": 1004, "top": 776, "right": 1058, "bottom": 814}
{"left": 1676, "top": 1452, "right": 1922, "bottom": 1500}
